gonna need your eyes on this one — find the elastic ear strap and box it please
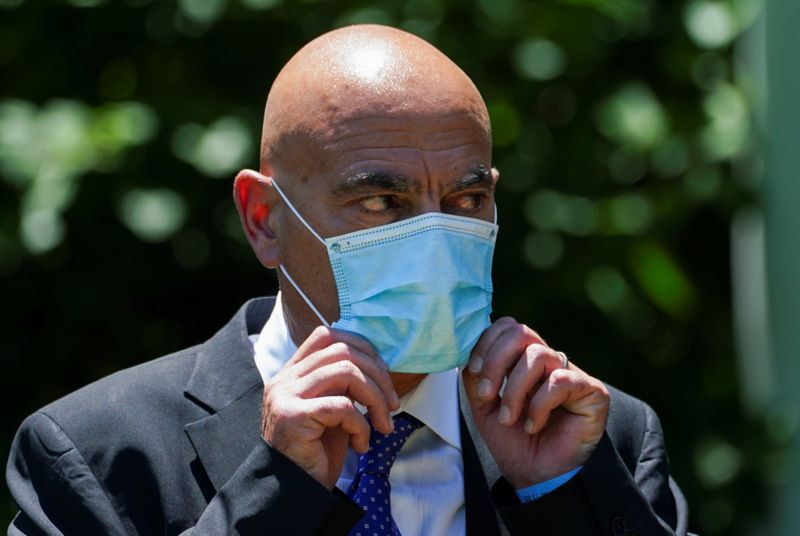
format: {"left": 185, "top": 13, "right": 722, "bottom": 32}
{"left": 279, "top": 265, "right": 331, "bottom": 328}
{"left": 269, "top": 177, "right": 326, "bottom": 245}
{"left": 493, "top": 203, "right": 498, "bottom": 225}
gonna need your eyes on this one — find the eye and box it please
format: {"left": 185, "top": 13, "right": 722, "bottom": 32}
{"left": 451, "top": 193, "right": 486, "bottom": 212}
{"left": 359, "top": 194, "right": 398, "bottom": 213}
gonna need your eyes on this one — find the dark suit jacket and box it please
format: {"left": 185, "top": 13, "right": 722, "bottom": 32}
{"left": 7, "top": 297, "right": 692, "bottom": 535}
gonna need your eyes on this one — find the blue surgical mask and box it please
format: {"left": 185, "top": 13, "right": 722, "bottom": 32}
{"left": 269, "top": 176, "right": 498, "bottom": 373}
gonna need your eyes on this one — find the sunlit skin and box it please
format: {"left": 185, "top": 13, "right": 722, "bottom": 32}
{"left": 235, "top": 24, "right": 610, "bottom": 490}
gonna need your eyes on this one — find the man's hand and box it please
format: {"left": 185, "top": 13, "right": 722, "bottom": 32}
{"left": 462, "top": 318, "right": 610, "bottom": 488}
{"left": 261, "top": 326, "right": 400, "bottom": 489}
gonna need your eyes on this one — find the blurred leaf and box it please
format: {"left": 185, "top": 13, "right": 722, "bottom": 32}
{"left": 629, "top": 241, "right": 696, "bottom": 318}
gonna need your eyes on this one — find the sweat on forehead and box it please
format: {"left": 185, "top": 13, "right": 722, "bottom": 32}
{"left": 259, "top": 24, "right": 490, "bottom": 175}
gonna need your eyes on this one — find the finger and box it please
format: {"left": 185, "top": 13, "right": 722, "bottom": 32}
{"left": 466, "top": 317, "right": 518, "bottom": 375}
{"left": 302, "top": 396, "right": 371, "bottom": 453}
{"left": 463, "top": 321, "right": 544, "bottom": 410}
{"left": 496, "top": 344, "right": 563, "bottom": 426}
{"left": 293, "top": 341, "right": 399, "bottom": 411}
{"left": 477, "top": 323, "right": 546, "bottom": 402}
{"left": 328, "top": 328, "right": 383, "bottom": 363}
{"left": 461, "top": 365, "right": 488, "bottom": 410}
{"left": 296, "top": 360, "right": 394, "bottom": 435}
{"left": 524, "top": 368, "right": 594, "bottom": 434}
{"left": 287, "top": 326, "right": 383, "bottom": 369}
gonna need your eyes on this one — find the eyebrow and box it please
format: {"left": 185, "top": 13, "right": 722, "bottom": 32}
{"left": 332, "top": 165, "right": 492, "bottom": 197}
{"left": 333, "top": 171, "right": 412, "bottom": 196}
{"left": 452, "top": 165, "right": 493, "bottom": 192}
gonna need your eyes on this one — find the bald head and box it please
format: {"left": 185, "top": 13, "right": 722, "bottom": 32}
{"left": 261, "top": 24, "right": 490, "bottom": 178}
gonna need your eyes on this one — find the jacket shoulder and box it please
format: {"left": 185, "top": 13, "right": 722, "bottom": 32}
{"left": 33, "top": 345, "right": 204, "bottom": 448}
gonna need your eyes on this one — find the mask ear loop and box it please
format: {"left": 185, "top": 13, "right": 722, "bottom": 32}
{"left": 268, "top": 176, "right": 326, "bottom": 245}
{"left": 278, "top": 265, "right": 331, "bottom": 328}
{"left": 260, "top": 175, "right": 331, "bottom": 327}
{"left": 493, "top": 203, "right": 498, "bottom": 225}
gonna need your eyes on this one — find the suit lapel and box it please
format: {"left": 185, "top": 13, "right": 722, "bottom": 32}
{"left": 184, "top": 384, "right": 263, "bottom": 491}
{"left": 459, "top": 375, "right": 508, "bottom": 536}
{"left": 183, "top": 297, "right": 276, "bottom": 492}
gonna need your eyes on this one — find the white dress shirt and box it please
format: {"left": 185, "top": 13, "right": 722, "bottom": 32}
{"left": 251, "top": 293, "right": 466, "bottom": 536}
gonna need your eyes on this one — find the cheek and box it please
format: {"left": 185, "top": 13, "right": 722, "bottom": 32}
{"left": 279, "top": 227, "right": 338, "bottom": 299}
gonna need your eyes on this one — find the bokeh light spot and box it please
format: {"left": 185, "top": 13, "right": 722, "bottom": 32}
{"left": 608, "top": 193, "right": 653, "bottom": 235}
{"left": 536, "top": 85, "right": 577, "bottom": 127}
{"left": 586, "top": 266, "right": 630, "bottom": 312}
{"left": 20, "top": 208, "right": 66, "bottom": 254}
{"left": 651, "top": 136, "right": 690, "bottom": 178}
{"left": 523, "top": 231, "right": 564, "bottom": 270}
{"left": 701, "top": 82, "right": 749, "bottom": 160}
{"left": 335, "top": 7, "right": 394, "bottom": 27}
{"left": 66, "top": 0, "right": 105, "bottom": 6}
{"left": 525, "top": 190, "right": 564, "bottom": 231}
{"left": 695, "top": 437, "right": 743, "bottom": 487}
{"left": 172, "top": 116, "right": 253, "bottom": 178}
{"left": 596, "top": 83, "right": 669, "bottom": 150}
{"left": 608, "top": 147, "right": 646, "bottom": 184}
{"left": 241, "top": 0, "right": 282, "bottom": 10}
{"left": 684, "top": 165, "right": 722, "bottom": 200}
{"left": 118, "top": 188, "right": 188, "bottom": 242}
{"left": 477, "top": 0, "right": 517, "bottom": 22}
{"left": 177, "top": 0, "right": 225, "bottom": 25}
{"left": 684, "top": 1, "right": 738, "bottom": 49}
{"left": 512, "top": 39, "right": 567, "bottom": 81}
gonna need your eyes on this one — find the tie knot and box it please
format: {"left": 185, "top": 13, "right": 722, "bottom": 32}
{"left": 356, "top": 413, "right": 423, "bottom": 477}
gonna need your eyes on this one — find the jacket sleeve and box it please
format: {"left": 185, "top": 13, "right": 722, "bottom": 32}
{"left": 177, "top": 440, "right": 363, "bottom": 535}
{"left": 7, "top": 412, "right": 130, "bottom": 536}
{"left": 7, "top": 412, "right": 363, "bottom": 536}
{"left": 489, "top": 402, "right": 693, "bottom": 536}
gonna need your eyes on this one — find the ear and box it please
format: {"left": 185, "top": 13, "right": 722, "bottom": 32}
{"left": 233, "top": 169, "right": 280, "bottom": 269}
{"left": 491, "top": 166, "right": 500, "bottom": 186}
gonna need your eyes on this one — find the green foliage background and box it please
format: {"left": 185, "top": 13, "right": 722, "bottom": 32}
{"left": 0, "top": 0, "right": 777, "bottom": 534}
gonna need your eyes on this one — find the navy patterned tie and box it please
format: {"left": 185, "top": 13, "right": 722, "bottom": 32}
{"left": 346, "top": 413, "right": 423, "bottom": 536}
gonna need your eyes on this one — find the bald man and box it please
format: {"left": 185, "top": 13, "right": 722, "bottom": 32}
{"left": 7, "top": 25, "right": 691, "bottom": 536}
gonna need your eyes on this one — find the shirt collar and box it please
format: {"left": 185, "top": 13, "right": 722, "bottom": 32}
{"left": 397, "top": 368, "right": 462, "bottom": 451}
{"left": 251, "top": 292, "right": 461, "bottom": 451}
{"left": 252, "top": 292, "right": 297, "bottom": 384}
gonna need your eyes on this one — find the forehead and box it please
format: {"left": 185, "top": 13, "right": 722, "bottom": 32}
{"left": 306, "top": 110, "right": 490, "bottom": 191}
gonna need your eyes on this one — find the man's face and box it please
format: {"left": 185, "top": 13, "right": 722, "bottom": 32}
{"left": 271, "top": 109, "right": 496, "bottom": 326}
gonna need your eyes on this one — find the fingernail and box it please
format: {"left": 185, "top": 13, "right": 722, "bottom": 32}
{"left": 524, "top": 419, "right": 535, "bottom": 434}
{"left": 498, "top": 405, "right": 511, "bottom": 424}
{"left": 468, "top": 355, "right": 483, "bottom": 374}
{"left": 391, "top": 390, "right": 400, "bottom": 407}
{"left": 379, "top": 358, "right": 390, "bottom": 370}
{"left": 478, "top": 379, "right": 493, "bottom": 399}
